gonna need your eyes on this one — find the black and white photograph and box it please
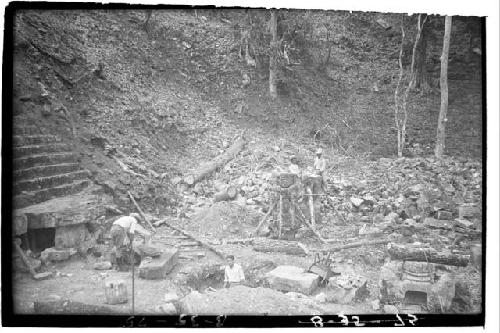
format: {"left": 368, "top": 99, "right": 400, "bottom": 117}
{"left": 1, "top": 0, "right": 498, "bottom": 329}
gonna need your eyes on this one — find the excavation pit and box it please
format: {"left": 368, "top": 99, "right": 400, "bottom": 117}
{"left": 182, "top": 260, "right": 278, "bottom": 291}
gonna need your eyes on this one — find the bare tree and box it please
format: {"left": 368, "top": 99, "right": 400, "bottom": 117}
{"left": 435, "top": 16, "right": 452, "bottom": 159}
{"left": 413, "top": 22, "right": 428, "bottom": 89}
{"left": 394, "top": 14, "right": 427, "bottom": 157}
{"left": 269, "top": 9, "right": 278, "bottom": 98}
{"left": 143, "top": 10, "right": 153, "bottom": 33}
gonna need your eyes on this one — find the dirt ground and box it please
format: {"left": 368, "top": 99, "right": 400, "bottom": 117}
{"left": 13, "top": 220, "right": 481, "bottom": 315}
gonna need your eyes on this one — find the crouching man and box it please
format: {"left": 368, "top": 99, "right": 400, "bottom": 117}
{"left": 110, "top": 213, "right": 151, "bottom": 269}
{"left": 224, "top": 255, "right": 245, "bottom": 288}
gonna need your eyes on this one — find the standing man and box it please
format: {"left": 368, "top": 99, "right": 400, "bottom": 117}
{"left": 289, "top": 155, "right": 301, "bottom": 176}
{"left": 313, "top": 148, "right": 327, "bottom": 190}
{"left": 223, "top": 255, "right": 245, "bottom": 288}
{"left": 110, "top": 213, "right": 152, "bottom": 269}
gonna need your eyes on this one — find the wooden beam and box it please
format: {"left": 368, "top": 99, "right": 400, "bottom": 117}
{"left": 127, "top": 191, "right": 156, "bottom": 232}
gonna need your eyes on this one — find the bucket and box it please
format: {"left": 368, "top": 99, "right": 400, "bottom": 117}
{"left": 104, "top": 279, "right": 128, "bottom": 304}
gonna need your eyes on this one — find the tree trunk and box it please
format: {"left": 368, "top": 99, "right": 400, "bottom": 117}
{"left": 394, "top": 19, "right": 405, "bottom": 158}
{"left": 143, "top": 10, "right": 153, "bottom": 32}
{"left": 414, "top": 25, "right": 428, "bottom": 89}
{"left": 388, "top": 242, "right": 469, "bottom": 267}
{"left": 435, "top": 16, "right": 452, "bottom": 159}
{"left": 323, "top": 238, "right": 389, "bottom": 250}
{"left": 252, "top": 238, "right": 307, "bottom": 256}
{"left": 269, "top": 10, "right": 278, "bottom": 99}
{"left": 324, "top": 29, "right": 332, "bottom": 66}
{"left": 213, "top": 186, "right": 238, "bottom": 202}
{"left": 184, "top": 137, "right": 246, "bottom": 186}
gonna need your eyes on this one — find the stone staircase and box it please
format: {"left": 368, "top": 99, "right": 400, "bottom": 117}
{"left": 12, "top": 122, "right": 108, "bottom": 256}
{"left": 13, "top": 125, "right": 91, "bottom": 210}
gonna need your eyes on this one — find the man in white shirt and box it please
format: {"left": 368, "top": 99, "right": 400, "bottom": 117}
{"left": 110, "top": 213, "right": 151, "bottom": 269}
{"left": 289, "top": 155, "right": 301, "bottom": 175}
{"left": 224, "top": 255, "right": 245, "bottom": 288}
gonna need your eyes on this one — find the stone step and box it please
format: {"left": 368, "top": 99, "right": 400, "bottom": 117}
{"left": 13, "top": 126, "right": 43, "bottom": 136}
{"left": 14, "top": 143, "right": 72, "bottom": 158}
{"left": 14, "top": 180, "right": 91, "bottom": 209}
{"left": 14, "top": 163, "right": 82, "bottom": 181}
{"left": 14, "top": 152, "right": 79, "bottom": 170}
{"left": 13, "top": 135, "right": 61, "bottom": 146}
{"left": 14, "top": 170, "right": 91, "bottom": 194}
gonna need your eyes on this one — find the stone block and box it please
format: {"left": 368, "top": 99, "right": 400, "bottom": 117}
{"left": 326, "top": 274, "right": 368, "bottom": 304}
{"left": 379, "top": 261, "right": 457, "bottom": 311}
{"left": 455, "top": 218, "right": 474, "bottom": 229}
{"left": 156, "top": 303, "right": 178, "bottom": 315}
{"left": 164, "top": 292, "right": 180, "bottom": 303}
{"left": 437, "top": 210, "right": 453, "bottom": 220}
{"left": 431, "top": 272, "right": 456, "bottom": 310}
{"left": 458, "top": 204, "right": 480, "bottom": 219}
{"left": 325, "top": 285, "right": 357, "bottom": 303}
{"left": 55, "top": 224, "right": 89, "bottom": 249}
{"left": 384, "top": 212, "right": 399, "bottom": 223}
{"left": 94, "top": 261, "right": 112, "bottom": 270}
{"left": 139, "top": 248, "right": 178, "bottom": 280}
{"left": 13, "top": 213, "right": 28, "bottom": 236}
{"left": 470, "top": 244, "right": 482, "bottom": 269}
{"left": 350, "top": 197, "right": 364, "bottom": 207}
{"left": 266, "top": 265, "right": 319, "bottom": 295}
{"left": 383, "top": 304, "right": 399, "bottom": 314}
{"left": 14, "top": 255, "right": 41, "bottom": 273}
{"left": 40, "top": 247, "right": 76, "bottom": 263}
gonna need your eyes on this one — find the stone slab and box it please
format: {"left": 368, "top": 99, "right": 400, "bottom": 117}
{"left": 55, "top": 224, "right": 89, "bottom": 249}
{"left": 265, "top": 265, "right": 319, "bottom": 295}
{"left": 139, "top": 248, "right": 178, "bottom": 280}
{"left": 437, "top": 210, "right": 453, "bottom": 220}
{"left": 15, "top": 191, "right": 106, "bottom": 229}
{"left": 458, "top": 204, "right": 480, "bottom": 219}
{"left": 326, "top": 274, "right": 368, "bottom": 304}
{"left": 40, "top": 247, "right": 76, "bottom": 263}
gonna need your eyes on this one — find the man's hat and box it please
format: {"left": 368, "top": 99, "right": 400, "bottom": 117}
{"left": 316, "top": 148, "right": 323, "bottom": 155}
{"left": 130, "top": 213, "right": 141, "bottom": 222}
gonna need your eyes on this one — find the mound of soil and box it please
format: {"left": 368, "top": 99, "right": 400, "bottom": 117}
{"left": 179, "top": 285, "right": 319, "bottom": 315}
{"left": 188, "top": 201, "right": 262, "bottom": 239}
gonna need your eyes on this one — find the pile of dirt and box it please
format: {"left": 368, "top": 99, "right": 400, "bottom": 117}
{"left": 179, "top": 285, "right": 320, "bottom": 315}
{"left": 188, "top": 201, "right": 262, "bottom": 239}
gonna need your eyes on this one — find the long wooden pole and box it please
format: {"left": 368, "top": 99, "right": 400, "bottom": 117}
{"left": 324, "top": 195, "right": 347, "bottom": 223}
{"left": 294, "top": 203, "right": 327, "bottom": 244}
{"left": 278, "top": 194, "right": 283, "bottom": 238}
{"left": 127, "top": 191, "right": 156, "bottom": 232}
{"left": 324, "top": 238, "right": 390, "bottom": 251}
{"left": 14, "top": 241, "right": 37, "bottom": 276}
{"left": 162, "top": 220, "right": 225, "bottom": 259}
{"left": 307, "top": 186, "right": 315, "bottom": 227}
{"left": 253, "top": 201, "right": 277, "bottom": 236}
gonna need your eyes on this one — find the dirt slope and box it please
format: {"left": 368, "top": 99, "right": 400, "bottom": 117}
{"left": 11, "top": 9, "right": 483, "bottom": 215}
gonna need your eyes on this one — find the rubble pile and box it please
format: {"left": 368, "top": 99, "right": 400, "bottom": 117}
{"left": 186, "top": 201, "right": 262, "bottom": 239}
{"left": 179, "top": 285, "right": 320, "bottom": 315}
